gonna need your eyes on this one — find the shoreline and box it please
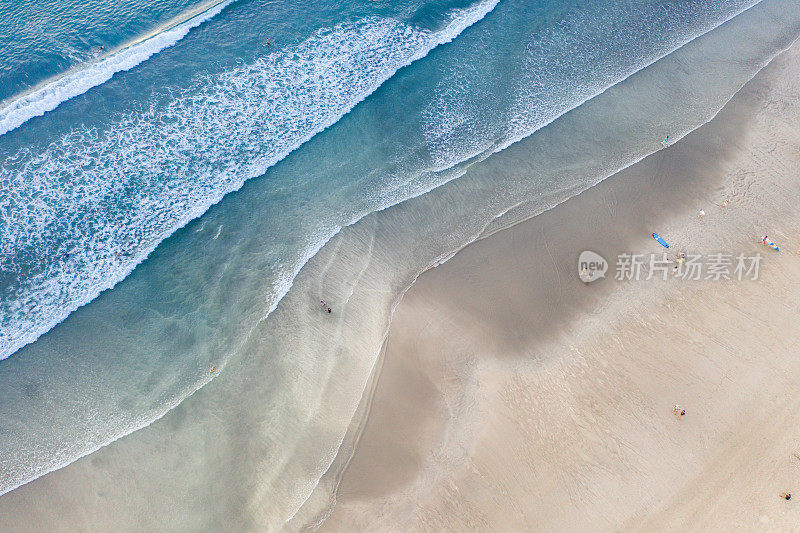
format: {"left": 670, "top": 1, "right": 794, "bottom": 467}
{"left": 318, "top": 30, "right": 800, "bottom": 531}
{"left": 4, "top": 2, "right": 800, "bottom": 529}
{"left": 0, "top": 0, "right": 233, "bottom": 135}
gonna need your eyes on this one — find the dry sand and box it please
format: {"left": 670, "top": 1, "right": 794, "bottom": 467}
{"left": 320, "top": 36, "right": 800, "bottom": 531}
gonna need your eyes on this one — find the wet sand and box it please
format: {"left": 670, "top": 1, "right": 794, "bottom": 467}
{"left": 321, "top": 36, "right": 800, "bottom": 531}
{"left": 3, "top": 8, "right": 800, "bottom": 532}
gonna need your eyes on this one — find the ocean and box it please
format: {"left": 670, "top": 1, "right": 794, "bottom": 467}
{"left": 2, "top": 0, "right": 800, "bottom": 527}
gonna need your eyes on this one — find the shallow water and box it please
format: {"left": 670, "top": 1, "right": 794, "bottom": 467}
{"left": 2, "top": 0, "right": 800, "bottom": 528}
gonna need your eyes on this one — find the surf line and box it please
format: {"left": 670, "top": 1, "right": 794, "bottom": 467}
{"left": 0, "top": 0, "right": 235, "bottom": 138}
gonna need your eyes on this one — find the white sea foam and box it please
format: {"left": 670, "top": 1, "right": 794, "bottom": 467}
{"left": 0, "top": 0, "right": 499, "bottom": 364}
{"left": 421, "top": 0, "right": 763, "bottom": 171}
{"left": 0, "top": 1, "right": 501, "bottom": 501}
{"left": 0, "top": 0, "right": 234, "bottom": 138}
{"left": 0, "top": 0, "right": 791, "bottom": 518}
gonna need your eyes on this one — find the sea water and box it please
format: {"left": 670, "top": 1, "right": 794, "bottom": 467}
{"left": 1, "top": 0, "right": 800, "bottom": 528}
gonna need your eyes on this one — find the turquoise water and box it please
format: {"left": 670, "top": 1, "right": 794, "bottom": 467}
{"left": 0, "top": 0, "right": 202, "bottom": 101}
{"left": 2, "top": 0, "right": 800, "bottom": 527}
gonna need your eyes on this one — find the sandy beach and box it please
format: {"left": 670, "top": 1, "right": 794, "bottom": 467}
{"left": 319, "top": 35, "right": 800, "bottom": 531}
{"left": 5, "top": 3, "right": 800, "bottom": 531}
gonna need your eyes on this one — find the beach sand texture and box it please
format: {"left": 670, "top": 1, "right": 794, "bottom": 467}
{"left": 4, "top": 5, "right": 800, "bottom": 532}
{"left": 320, "top": 35, "right": 800, "bottom": 532}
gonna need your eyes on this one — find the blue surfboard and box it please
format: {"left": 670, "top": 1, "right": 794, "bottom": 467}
{"left": 652, "top": 233, "right": 669, "bottom": 248}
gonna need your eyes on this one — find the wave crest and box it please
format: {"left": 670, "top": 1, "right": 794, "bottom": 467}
{"left": 0, "top": 0, "right": 500, "bottom": 362}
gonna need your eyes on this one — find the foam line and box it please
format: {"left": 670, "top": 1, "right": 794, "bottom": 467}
{"left": 0, "top": 0, "right": 500, "bottom": 363}
{"left": 0, "top": 0, "right": 234, "bottom": 137}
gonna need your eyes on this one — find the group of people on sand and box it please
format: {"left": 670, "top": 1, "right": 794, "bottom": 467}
{"left": 320, "top": 300, "right": 331, "bottom": 313}
{"left": 696, "top": 196, "right": 730, "bottom": 220}
{"left": 696, "top": 195, "right": 796, "bottom": 254}
{"left": 671, "top": 197, "right": 735, "bottom": 269}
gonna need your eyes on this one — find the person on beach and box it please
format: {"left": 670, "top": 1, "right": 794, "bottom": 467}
{"left": 673, "top": 251, "right": 686, "bottom": 271}
{"left": 721, "top": 197, "right": 730, "bottom": 208}
{"left": 781, "top": 492, "right": 792, "bottom": 500}
{"left": 761, "top": 235, "right": 780, "bottom": 250}
{"left": 697, "top": 209, "right": 705, "bottom": 219}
